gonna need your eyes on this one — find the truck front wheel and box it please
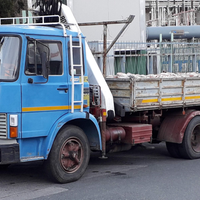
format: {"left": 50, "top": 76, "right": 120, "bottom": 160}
{"left": 46, "top": 125, "right": 90, "bottom": 183}
{"left": 179, "top": 116, "right": 200, "bottom": 159}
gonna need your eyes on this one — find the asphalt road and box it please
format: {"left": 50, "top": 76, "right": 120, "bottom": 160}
{"left": 1, "top": 142, "right": 200, "bottom": 200}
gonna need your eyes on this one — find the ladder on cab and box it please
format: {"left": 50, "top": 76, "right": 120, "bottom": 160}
{"left": 69, "top": 33, "right": 84, "bottom": 113}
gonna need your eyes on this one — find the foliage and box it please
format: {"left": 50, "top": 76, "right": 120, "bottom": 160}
{"left": 0, "top": 0, "right": 25, "bottom": 18}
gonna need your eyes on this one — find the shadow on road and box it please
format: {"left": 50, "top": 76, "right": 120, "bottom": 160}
{"left": 0, "top": 142, "right": 170, "bottom": 184}
{"left": 0, "top": 161, "right": 49, "bottom": 185}
{"left": 89, "top": 142, "right": 170, "bottom": 166}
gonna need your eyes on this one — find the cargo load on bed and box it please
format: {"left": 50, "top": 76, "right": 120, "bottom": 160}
{"left": 106, "top": 72, "right": 200, "bottom": 113}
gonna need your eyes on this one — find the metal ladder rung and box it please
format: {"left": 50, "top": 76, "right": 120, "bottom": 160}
{"left": 73, "top": 64, "right": 82, "bottom": 67}
{"left": 74, "top": 101, "right": 83, "bottom": 103}
{"left": 74, "top": 82, "right": 83, "bottom": 85}
{"left": 72, "top": 45, "right": 81, "bottom": 48}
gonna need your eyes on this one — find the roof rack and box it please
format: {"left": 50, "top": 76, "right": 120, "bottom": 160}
{"left": 0, "top": 15, "right": 74, "bottom": 37}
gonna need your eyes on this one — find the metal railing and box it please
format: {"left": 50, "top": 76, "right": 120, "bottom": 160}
{"left": 88, "top": 40, "right": 200, "bottom": 76}
{"left": 0, "top": 15, "right": 70, "bottom": 36}
{"left": 0, "top": 15, "right": 60, "bottom": 25}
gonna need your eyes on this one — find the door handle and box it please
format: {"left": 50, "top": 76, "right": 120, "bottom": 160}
{"left": 57, "top": 88, "right": 68, "bottom": 93}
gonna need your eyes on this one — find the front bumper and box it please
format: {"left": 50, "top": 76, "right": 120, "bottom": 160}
{"left": 0, "top": 144, "right": 20, "bottom": 164}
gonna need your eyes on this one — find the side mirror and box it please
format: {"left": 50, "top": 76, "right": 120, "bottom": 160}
{"left": 41, "top": 51, "right": 49, "bottom": 79}
{"left": 26, "top": 37, "right": 50, "bottom": 84}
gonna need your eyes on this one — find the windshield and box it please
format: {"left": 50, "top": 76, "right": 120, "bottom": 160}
{"left": 0, "top": 36, "right": 20, "bottom": 80}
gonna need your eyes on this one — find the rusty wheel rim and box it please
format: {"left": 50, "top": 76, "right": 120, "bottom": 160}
{"left": 60, "top": 137, "right": 83, "bottom": 173}
{"left": 191, "top": 125, "right": 200, "bottom": 153}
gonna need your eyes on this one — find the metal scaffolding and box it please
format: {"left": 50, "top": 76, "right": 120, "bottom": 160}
{"left": 146, "top": 0, "right": 200, "bottom": 27}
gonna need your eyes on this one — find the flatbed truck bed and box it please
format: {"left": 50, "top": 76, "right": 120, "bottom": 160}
{"left": 106, "top": 74, "right": 200, "bottom": 112}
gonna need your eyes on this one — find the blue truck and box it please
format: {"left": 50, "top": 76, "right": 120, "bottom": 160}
{"left": 1, "top": 3, "right": 200, "bottom": 183}
{"left": 0, "top": 12, "right": 102, "bottom": 183}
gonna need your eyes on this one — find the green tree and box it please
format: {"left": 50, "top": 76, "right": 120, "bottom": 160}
{"left": 0, "top": 0, "right": 25, "bottom": 18}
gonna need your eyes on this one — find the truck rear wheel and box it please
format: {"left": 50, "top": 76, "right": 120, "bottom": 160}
{"left": 166, "top": 142, "right": 181, "bottom": 158}
{"left": 46, "top": 125, "right": 90, "bottom": 183}
{"left": 179, "top": 116, "right": 200, "bottom": 159}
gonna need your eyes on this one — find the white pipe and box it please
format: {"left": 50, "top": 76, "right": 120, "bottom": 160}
{"left": 147, "top": 25, "right": 200, "bottom": 40}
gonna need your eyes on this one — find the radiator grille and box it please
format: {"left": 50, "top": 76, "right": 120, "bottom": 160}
{"left": 0, "top": 114, "right": 7, "bottom": 139}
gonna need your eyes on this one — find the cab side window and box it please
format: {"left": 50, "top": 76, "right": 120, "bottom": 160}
{"left": 25, "top": 40, "right": 63, "bottom": 75}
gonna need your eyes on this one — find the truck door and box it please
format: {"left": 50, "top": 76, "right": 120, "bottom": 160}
{"left": 21, "top": 38, "right": 69, "bottom": 141}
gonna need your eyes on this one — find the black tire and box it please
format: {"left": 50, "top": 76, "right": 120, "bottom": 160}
{"left": 166, "top": 142, "right": 181, "bottom": 158}
{"left": 45, "top": 125, "right": 90, "bottom": 183}
{"left": 179, "top": 116, "right": 200, "bottom": 159}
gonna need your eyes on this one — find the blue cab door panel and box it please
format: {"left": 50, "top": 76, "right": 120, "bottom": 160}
{"left": 0, "top": 83, "right": 21, "bottom": 113}
{"left": 21, "top": 37, "right": 69, "bottom": 139}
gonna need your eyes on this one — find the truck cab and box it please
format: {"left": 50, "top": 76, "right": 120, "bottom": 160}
{"left": 0, "top": 17, "right": 102, "bottom": 183}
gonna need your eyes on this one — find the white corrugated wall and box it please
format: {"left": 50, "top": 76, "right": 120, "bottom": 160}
{"left": 72, "top": 0, "right": 146, "bottom": 42}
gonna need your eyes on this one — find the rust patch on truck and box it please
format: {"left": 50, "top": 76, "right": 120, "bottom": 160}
{"left": 157, "top": 109, "right": 200, "bottom": 143}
